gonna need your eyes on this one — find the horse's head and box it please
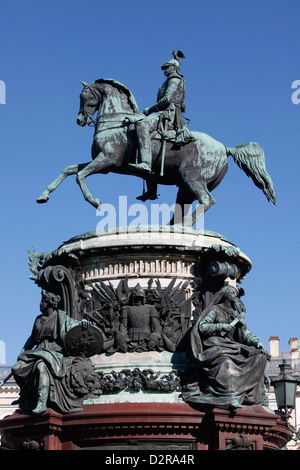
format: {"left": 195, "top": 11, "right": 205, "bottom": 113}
{"left": 77, "top": 81, "right": 100, "bottom": 127}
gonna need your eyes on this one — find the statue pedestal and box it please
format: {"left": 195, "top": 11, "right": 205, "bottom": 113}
{"left": 60, "top": 225, "right": 251, "bottom": 289}
{"left": 0, "top": 227, "right": 290, "bottom": 450}
{"left": 0, "top": 403, "right": 290, "bottom": 450}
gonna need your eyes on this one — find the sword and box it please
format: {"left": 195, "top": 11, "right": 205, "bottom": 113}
{"left": 0, "top": 371, "right": 13, "bottom": 388}
{"left": 160, "top": 118, "right": 169, "bottom": 177}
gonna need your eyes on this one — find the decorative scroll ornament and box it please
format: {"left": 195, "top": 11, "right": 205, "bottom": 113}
{"left": 27, "top": 248, "right": 86, "bottom": 320}
{"left": 191, "top": 244, "right": 249, "bottom": 321}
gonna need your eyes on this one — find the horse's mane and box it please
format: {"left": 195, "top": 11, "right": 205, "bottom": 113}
{"left": 95, "top": 78, "right": 139, "bottom": 113}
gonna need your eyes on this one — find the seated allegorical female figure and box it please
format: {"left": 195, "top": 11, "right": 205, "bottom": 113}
{"left": 184, "top": 285, "right": 270, "bottom": 410}
{"left": 12, "top": 290, "right": 100, "bottom": 414}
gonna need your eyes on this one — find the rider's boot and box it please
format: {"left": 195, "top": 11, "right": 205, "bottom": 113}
{"left": 136, "top": 182, "right": 158, "bottom": 201}
{"left": 128, "top": 121, "right": 152, "bottom": 177}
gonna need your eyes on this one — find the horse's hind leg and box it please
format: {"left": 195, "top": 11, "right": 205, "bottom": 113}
{"left": 168, "top": 185, "right": 195, "bottom": 226}
{"left": 36, "top": 163, "right": 88, "bottom": 203}
{"left": 179, "top": 172, "right": 216, "bottom": 227}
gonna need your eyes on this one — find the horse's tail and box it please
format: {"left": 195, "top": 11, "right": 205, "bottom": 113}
{"left": 226, "top": 142, "right": 276, "bottom": 205}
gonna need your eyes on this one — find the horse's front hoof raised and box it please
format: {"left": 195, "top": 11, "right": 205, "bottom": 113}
{"left": 93, "top": 198, "right": 101, "bottom": 210}
{"left": 36, "top": 193, "right": 49, "bottom": 204}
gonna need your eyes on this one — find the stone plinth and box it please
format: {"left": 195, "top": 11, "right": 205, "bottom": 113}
{"left": 1, "top": 226, "right": 289, "bottom": 450}
{"left": 0, "top": 403, "right": 290, "bottom": 450}
{"left": 58, "top": 226, "right": 252, "bottom": 409}
{"left": 61, "top": 226, "right": 251, "bottom": 291}
{"left": 87, "top": 350, "right": 188, "bottom": 405}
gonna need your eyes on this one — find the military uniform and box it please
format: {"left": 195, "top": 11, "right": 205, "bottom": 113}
{"left": 129, "top": 54, "right": 193, "bottom": 181}
{"left": 143, "top": 66, "right": 186, "bottom": 132}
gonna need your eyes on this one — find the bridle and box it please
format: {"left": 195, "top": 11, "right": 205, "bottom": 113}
{"left": 80, "top": 83, "right": 137, "bottom": 132}
{"left": 80, "top": 85, "right": 99, "bottom": 127}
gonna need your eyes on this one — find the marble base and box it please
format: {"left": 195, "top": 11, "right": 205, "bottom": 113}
{"left": 61, "top": 226, "right": 251, "bottom": 291}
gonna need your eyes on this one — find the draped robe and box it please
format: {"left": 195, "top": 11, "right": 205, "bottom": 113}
{"left": 188, "top": 302, "right": 268, "bottom": 408}
{"left": 12, "top": 310, "right": 86, "bottom": 413}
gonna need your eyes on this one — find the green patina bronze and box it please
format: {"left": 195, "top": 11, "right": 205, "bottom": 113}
{"left": 37, "top": 52, "right": 276, "bottom": 226}
{"left": 9, "top": 52, "right": 277, "bottom": 418}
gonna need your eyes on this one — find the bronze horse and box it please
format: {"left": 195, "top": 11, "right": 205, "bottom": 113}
{"left": 37, "top": 79, "right": 276, "bottom": 225}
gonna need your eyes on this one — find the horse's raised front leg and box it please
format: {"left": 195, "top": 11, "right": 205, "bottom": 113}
{"left": 36, "top": 163, "right": 89, "bottom": 203}
{"left": 76, "top": 153, "right": 111, "bottom": 209}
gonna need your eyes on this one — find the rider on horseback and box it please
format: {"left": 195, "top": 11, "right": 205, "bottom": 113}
{"left": 128, "top": 51, "right": 195, "bottom": 201}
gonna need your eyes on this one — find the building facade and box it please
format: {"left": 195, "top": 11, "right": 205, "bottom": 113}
{"left": 0, "top": 367, "right": 19, "bottom": 420}
{"left": 265, "top": 336, "right": 300, "bottom": 450}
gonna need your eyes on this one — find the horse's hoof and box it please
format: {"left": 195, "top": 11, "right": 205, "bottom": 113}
{"left": 94, "top": 198, "right": 101, "bottom": 209}
{"left": 36, "top": 194, "right": 49, "bottom": 204}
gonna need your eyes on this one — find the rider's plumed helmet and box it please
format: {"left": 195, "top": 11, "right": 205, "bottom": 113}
{"left": 161, "top": 58, "right": 180, "bottom": 71}
{"left": 161, "top": 50, "right": 185, "bottom": 76}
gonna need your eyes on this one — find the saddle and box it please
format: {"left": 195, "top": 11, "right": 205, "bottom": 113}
{"left": 124, "top": 113, "right": 195, "bottom": 146}
{"left": 151, "top": 127, "right": 195, "bottom": 145}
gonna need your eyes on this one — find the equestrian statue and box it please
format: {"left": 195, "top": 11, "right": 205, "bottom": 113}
{"left": 37, "top": 51, "right": 276, "bottom": 225}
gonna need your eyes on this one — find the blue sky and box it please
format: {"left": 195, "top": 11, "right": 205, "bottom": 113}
{"left": 0, "top": 0, "right": 299, "bottom": 364}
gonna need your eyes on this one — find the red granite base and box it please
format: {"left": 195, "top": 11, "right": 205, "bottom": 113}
{"left": 0, "top": 402, "right": 290, "bottom": 450}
